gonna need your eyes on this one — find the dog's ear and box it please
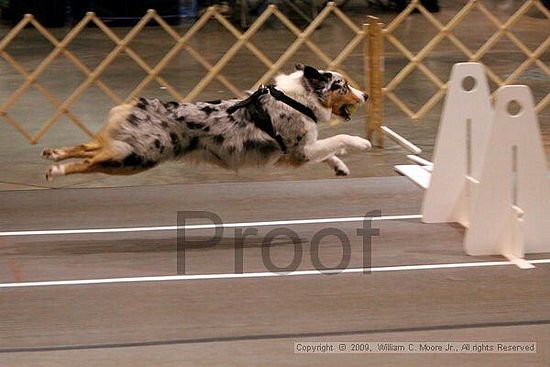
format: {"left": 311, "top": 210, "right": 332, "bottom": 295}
{"left": 303, "top": 65, "right": 322, "bottom": 80}
{"left": 302, "top": 65, "right": 333, "bottom": 84}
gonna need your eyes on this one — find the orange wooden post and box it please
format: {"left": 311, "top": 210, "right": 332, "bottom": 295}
{"left": 365, "top": 16, "right": 384, "bottom": 147}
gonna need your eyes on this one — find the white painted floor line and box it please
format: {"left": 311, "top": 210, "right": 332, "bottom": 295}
{"left": 0, "top": 214, "right": 423, "bottom": 237}
{"left": 1, "top": 258, "right": 548, "bottom": 288}
{"left": 529, "top": 259, "right": 550, "bottom": 264}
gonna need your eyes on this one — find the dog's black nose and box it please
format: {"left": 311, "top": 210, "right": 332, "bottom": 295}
{"left": 363, "top": 92, "right": 369, "bottom": 101}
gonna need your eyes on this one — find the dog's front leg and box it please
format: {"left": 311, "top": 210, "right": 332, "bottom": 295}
{"left": 304, "top": 134, "right": 371, "bottom": 163}
{"left": 324, "top": 155, "right": 350, "bottom": 176}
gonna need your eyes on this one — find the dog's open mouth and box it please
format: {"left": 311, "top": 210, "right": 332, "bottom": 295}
{"left": 337, "top": 104, "right": 357, "bottom": 121}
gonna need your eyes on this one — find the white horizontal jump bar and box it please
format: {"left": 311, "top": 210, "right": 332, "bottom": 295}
{"left": 0, "top": 214, "right": 423, "bottom": 237}
{"left": 1, "top": 259, "right": 548, "bottom": 288}
{"left": 381, "top": 126, "right": 422, "bottom": 155}
{"left": 407, "top": 155, "right": 433, "bottom": 166}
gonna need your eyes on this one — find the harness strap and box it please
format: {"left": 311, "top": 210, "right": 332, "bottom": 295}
{"left": 266, "top": 85, "right": 318, "bottom": 124}
{"left": 227, "top": 86, "right": 318, "bottom": 153}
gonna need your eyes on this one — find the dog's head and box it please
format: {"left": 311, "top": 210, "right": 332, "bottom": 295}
{"left": 295, "top": 64, "right": 368, "bottom": 121}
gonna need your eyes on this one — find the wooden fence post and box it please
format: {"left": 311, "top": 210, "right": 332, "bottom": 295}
{"left": 366, "top": 15, "right": 384, "bottom": 147}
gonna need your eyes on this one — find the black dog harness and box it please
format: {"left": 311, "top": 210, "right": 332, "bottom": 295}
{"left": 227, "top": 85, "right": 317, "bottom": 153}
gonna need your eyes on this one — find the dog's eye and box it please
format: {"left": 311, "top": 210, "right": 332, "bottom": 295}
{"left": 330, "top": 83, "right": 342, "bottom": 91}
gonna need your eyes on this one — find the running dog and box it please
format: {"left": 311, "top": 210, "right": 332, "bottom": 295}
{"left": 41, "top": 64, "right": 370, "bottom": 181}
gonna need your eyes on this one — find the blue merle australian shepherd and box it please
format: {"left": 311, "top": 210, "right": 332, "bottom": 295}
{"left": 42, "top": 64, "right": 370, "bottom": 180}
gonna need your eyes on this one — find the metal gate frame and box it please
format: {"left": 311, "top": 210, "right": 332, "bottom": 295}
{"left": 366, "top": 0, "right": 549, "bottom": 146}
{"left": 0, "top": 0, "right": 548, "bottom": 148}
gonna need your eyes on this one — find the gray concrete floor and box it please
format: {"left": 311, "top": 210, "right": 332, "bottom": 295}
{"left": 0, "top": 0, "right": 548, "bottom": 190}
{"left": 1, "top": 177, "right": 549, "bottom": 366}
{"left": 2, "top": 325, "right": 548, "bottom": 367}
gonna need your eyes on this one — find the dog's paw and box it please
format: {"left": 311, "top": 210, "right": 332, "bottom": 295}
{"left": 41, "top": 148, "right": 61, "bottom": 161}
{"left": 334, "top": 161, "right": 350, "bottom": 176}
{"left": 45, "top": 164, "right": 64, "bottom": 182}
{"left": 349, "top": 137, "right": 372, "bottom": 151}
{"left": 335, "top": 167, "right": 350, "bottom": 176}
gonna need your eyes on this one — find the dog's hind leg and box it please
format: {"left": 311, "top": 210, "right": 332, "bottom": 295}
{"left": 45, "top": 154, "right": 152, "bottom": 181}
{"left": 324, "top": 155, "right": 350, "bottom": 176}
{"left": 42, "top": 142, "right": 101, "bottom": 162}
{"left": 45, "top": 159, "right": 100, "bottom": 181}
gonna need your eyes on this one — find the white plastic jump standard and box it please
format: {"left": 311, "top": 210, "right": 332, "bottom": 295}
{"left": 464, "top": 86, "right": 550, "bottom": 257}
{"left": 422, "top": 63, "right": 493, "bottom": 227}
{"left": 397, "top": 62, "right": 550, "bottom": 262}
